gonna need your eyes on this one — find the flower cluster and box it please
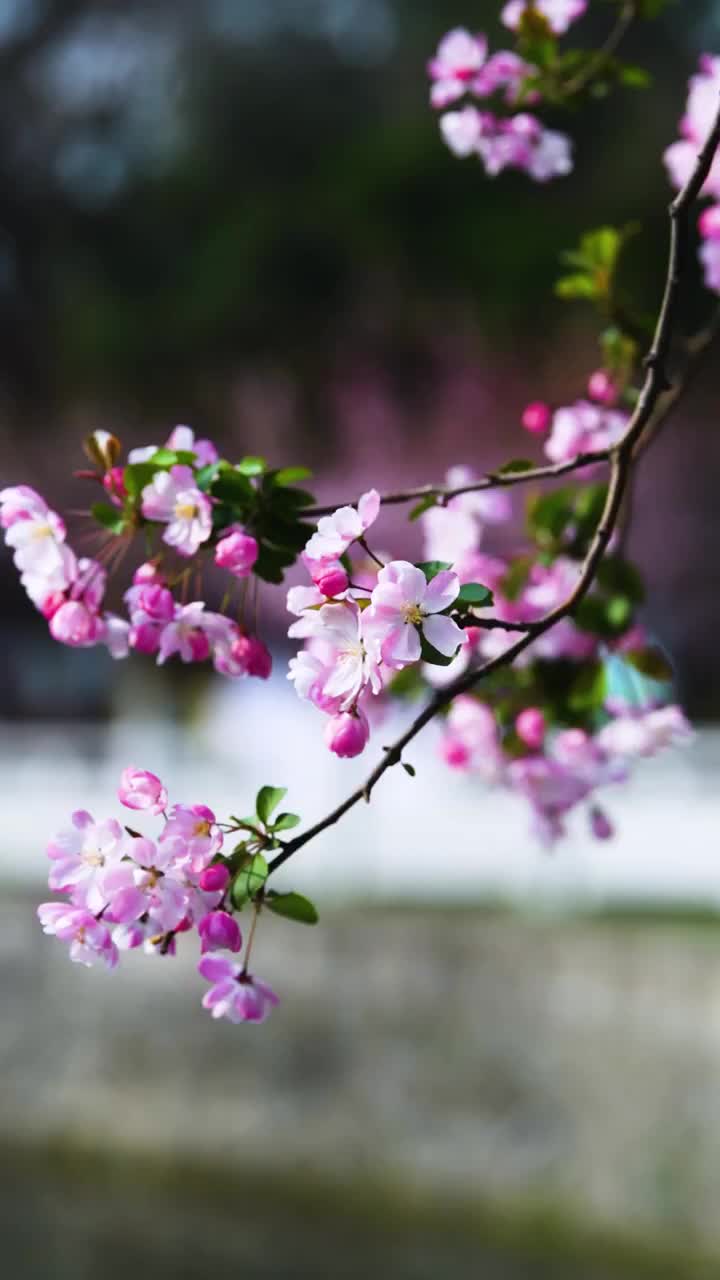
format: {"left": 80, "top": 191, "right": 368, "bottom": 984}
{"left": 288, "top": 488, "right": 474, "bottom": 758}
{"left": 0, "top": 423, "right": 324, "bottom": 678}
{"left": 428, "top": 26, "right": 573, "bottom": 180}
{"left": 37, "top": 767, "right": 281, "bottom": 1024}
{"left": 665, "top": 54, "right": 720, "bottom": 293}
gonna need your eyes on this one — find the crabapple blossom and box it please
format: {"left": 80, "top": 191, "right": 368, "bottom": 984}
{"left": 595, "top": 705, "right": 692, "bottom": 759}
{"left": 141, "top": 465, "right": 213, "bottom": 557}
{"left": 302, "top": 489, "right": 380, "bottom": 566}
{"left": 198, "top": 954, "right": 279, "bottom": 1024}
{"left": 198, "top": 910, "right": 242, "bottom": 954}
{"left": 156, "top": 603, "right": 220, "bottom": 665}
{"left": 0, "top": 484, "right": 49, "bottom": 528}
{"left": 160, "top": 804, "right": 223, "bottom": 872}
{"left": 118, "top": 767, "right": 168, "bottom": 815}
{"left": 440, "top": 696, "right": 504, "bottom": 782}
{"left": 49, "top": 601, "right": 104, "bottom": 648}
{"left": 37, "top": 904, "right": 118, "bottom": 970}
{"left": 366, "top": 561, "right": 464, "bottom": 667}
{"left": 228, "top": 634, "right": 272, "bottom": 680}
{"left": 46, "top": 811, "right": 125, "bottom": 899}
{"left": 215, "top": 527, "right": 259, "bottom": 578}
{"left": 522, "top": 401, "right": 551, "bottom": 434}
{"left": 544, "top": 400, "right": 628, "bottom": 463}
{"left": 587, "top": 370, "right": 618, "bottom": 406}
{"left": 427, "top": 28, "right": 488, "bottom": 109}
{"left": 166, "top": 424, "right": 219, "bottom": 466}
{"left": 516, "top": 708, "right": 546, "bottom": 750}
{"left": 325, "top": 709, "right": 370, "bottom": 758}
{"left": 501, "top": 0, "right": 587, "bottom": 36}
{"left": 422, "top": 465, "right": 511, "bottom": 563}
{"left": 198, "top": 864, "right": 231, "bottom": 893}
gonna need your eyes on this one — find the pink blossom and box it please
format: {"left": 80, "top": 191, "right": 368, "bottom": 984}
{"left": 303, "top": 489, "right": 380, "bottom": 565}
{"left": 522, "top": 401, "right": 551, "bottom": 434}
{"left": 287, "top": 649, "right": 342, "bottom": 714}
{"left": 101, "top": 613, "right": 130, "bottom": 659}
{"left": 118, "top": 767, "right": 168, "bottom": 815}
{"left": 501, "top": 0, "right": 587, "bottom": 35}
{"left": 133, "top": 561, "right": 165, "bottom": 586}
{"left": 428, "top": 28, "right": 488, "bottom": 109}
{"left": 37, "top": 903, "right": 118, "bottom": 969}
{"left": 295, "top": 601, "right": 382, "bottom": 710}
{"left": 46, "top": 810, "right": 125, "bottom": 898}
{"left": 71, "top": 558, "right": 107, "bottom": 612}
{"left": 507, "top": 756, "right": 591, "bottom": 846}
{"left": 49, "top": 601, "right": 104, "bottom": 648}
{"left": 141, "top": 465, "right": 213, "bottom": 557}
{"left": 166, "top": 424, "right": 219, "bottom": 467}
{"left": 699, "top": 203, "right": 720, "bottom": 239}
{"left": 5, "top": 504, "right": 74, "bottom": 585}
{"left": 160, "top": 804, "right": 223, "bottom": 872}
{"left": 157, "top": 603, "right": 215, "bottom": 664}
{"left": 439, "top": 695, "right": 504, "bottom": 781}
{"left": 125, "top": 582, "right": 175, "bottom": 623}
{"left": 198, "top": 910, "right": 242, "bottom": 954}
{"left": 516, "top": 708, "right": 546, "bottom": 750}
{"left": 224, "top": 633, "right": 273, "bottom": 680}
{"left": 473, "top": 51, "right": 533, "bottom": 104}
{"left": 102, "top": 467, "right": 127, "bottom": 506}
{"left": 665, "top": 57, "right": 720, "bottom": 199}
{"left": 544, "top": 400, "right": 627, "bottom": 463}
{"left": 367, "top": 562, "right": 463, "bottom": 667}
{"left": 0, "top": 484, "right": 49, "bottom": 529}
{"left": 595, "top": 705, "right": 693, "bottom": 759}
{"left": 439, "top": 105, "right": 488, "bottom": 156}
{"left": 312, "top": 562, "right": 349, "bottom": 597}
{"left": 422, "top": 465, "right": 511, "bottom": 563}
{"left": 699, "top": 238, "right": 720, "bottom": 293}
{"left": 215, "top": 528, "right": 259, "bottom": 578}
{"left": 325, "top": 709, "right": 370, "bottom": 758}
{"left": 123, "top": 836, "right": 191, "bottom": 933}
{"left": 198, "top": 954, "right": 279, "bottom": 1024}
{"left": 130, "top": 620, "right": 162, "bottom": 655}
{"left": 198, "top": 864, "right": 230, "bottom": 893}
{"left": 587, "top": 370, "right": 618, "bottom": 407}
{"left": 589, "top": 806, "right": 614, "bottom": 840}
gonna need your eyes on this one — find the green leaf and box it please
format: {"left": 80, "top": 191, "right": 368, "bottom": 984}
{"left": 596, "top": 555, "right": 645, "bottom": 603}
{"left": 456, "top": 582, "right": 493, "bottom": 608}
{"left": 123, "top": 462, "right": 158, "bottom": 499}
{"left": 256, "top": 785, "right": 287, "bottom": 826}
{"left": 569, "top": 661, "right": 607, "bottom": 712}
{"left": 401, "top": 762, "right": 416, "bottom": 778}
{"left": 527, "top": 488, "right": 574, "bottom": 545}
{"left": 90, "top": 501, "right": 126, "bottom": 534}
{"left": 625, "top": 647, "right": 674, "bottom": 682}
{"left": 419, "top": 631, "right": 457, "bottom": 667}
{"left": 271, "top": 812, "right": 301, "bottom": 832}
{"left": 272, "top": 466, "right": 312, "bottom": 486}
{"left": 501, "top": 555, "right": 534, "bottom": 602}
{"left": 211, "top": 470, "right": 254, "bottom": 506}
{"left": 606, "top": 595, "right": 633, "bottom": 631}
{"left": 253, "top": 543, "right": 296, "bottom": 584}
{"left": 619, "top": 64, "right": 652, "bottom": 89}
{"left": 195, "top": 461, "right": 224, "bottom": 491}
{"left": 149, "top": 448, "right": 197, "bottom": 467}
{"left": 555, "top": 273, "right": 599, "bottom": 301}
{"left": 237, "top": 456, "right": 266, "bottom": 476}
{"left": 415, "top": 560, "right": 452, "bottom": 583}
{"left": 272, "top": 488, "right": 316, "bottom": 509}
{"left": 266, "top": 891, "right": 318, "bottom": 925}
{"left": 231, "top": 853, "right": 268, "bottom": 907}
{"left": 408, "top": 494, "right": 437, "bottom": 521}
{"left": 497, "top": 459, "right": 534, "bottom": 475}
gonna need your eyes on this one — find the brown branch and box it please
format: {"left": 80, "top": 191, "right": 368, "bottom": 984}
{"left": 268, "top": 97, "right": 720, "bottom": 880}
{"left": 561, "top": 1, "right": 638, "bottom": 99}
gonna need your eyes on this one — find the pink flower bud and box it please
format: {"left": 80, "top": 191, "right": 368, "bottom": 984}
{"left": 521, "top": 401, "right": 551, "bottom": 434}
{"left": 198, "top": 864, "right": 231, "bottom": 893}
{"left": 135, "top": 584, "right": 175, "bottom": 622}
{"left": 314, "top": 565, "right": 349, "bottom": 597}
{"left": 133, "top": 561, "right": 165, "bottom": 587}
{"left": 698, "top": 204, "right": 720, "bottom": 240}
{"left": 441, "top": 738, "right": 471, "bottom": 769}
{"left": 188, "top": 630, "right": 211, "bottom": 663}
{"left": 215, "top": 529, "right": 259, "bottom": 578}
{"left": 118, "top": 766, "right": 168, "bottom": 815}
{"left": 589, "top": 806, "right": 614, "bottom": 841}
{"left": 102, "top": 466, "right": 127, "bottom": 506}
{"left": 129, "top": 621, "right": 161, "bottom": 654}
{"left": 230, "top": 634, "right": 272, "bottom": 679}
{"left": 198, "top": 910, "right": 242, "bottom": 954}
{"left": 41, "top": 591, "right": 66, "bottom": 620}
{"left": 49, "top": 601, "right": 102, "bottom": 648}
{"left": 324, "top": 710, "right": 369, "bottom": 758}
{"left": 587, "top": 370, "right": 618, "bottom": 406}
{"left": 516, "top": 707, "right": 546, "bottom": 750}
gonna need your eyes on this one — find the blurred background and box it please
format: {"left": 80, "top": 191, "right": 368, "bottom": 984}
{"left": 2, "top": 1, "right": 720, "bottom": 1276}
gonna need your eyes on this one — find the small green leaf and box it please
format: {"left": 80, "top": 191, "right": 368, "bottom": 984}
{"left": 237, "top": 456, "right": 266, "bottom": 477}
{"left": 419, "top": 632, "right": 457, "bottom": 667}
{"left": 625, "top": 647, "right": 674, "bottom": 682}
{"left": 272, "top": 466, "right": 312, "bottom": 486}
{"left": 271, "top": 812, "right": 301, "bottom": 832}
{"left": 456, "top": 583, "right": 493, "bottom": 608}
{"left": 90, "top": 501, "right": 126, "bottom": 534}
{"left": 266, "top": 891, "right": 319, "bottom": 925}
{"left": 402, "top": 762, "right": 416, "bottom": 778}
{"left": 256, "top": 785, "right": 287, "bottom": 826}
{"left": 123, "top": 462, "right": 157, "bottom": 499}
{"left": 415, "top": 560, "right": 452, "bottom": 583}
{"left": 569, "top": 661, "right": 607, "bottom": 712}
{"left": 211, "top": 470, "right": 254, "bottom": 506}
{"left": 149, "top": 448, "right": 196, "bottom": 467}
{"left": 231, "top": 853, "right": 268, "bottom": 907}
{"left": 409, "top": 494, "right": 437, "bottom": 521}
{"left": 497, "top": 459, "right": 534, "bottom": 475}
{"left": 606, "top": 595, "right": 633, "bottom": 630}
{"left": 195, "top": 461, "right": 224, "bottom": 491}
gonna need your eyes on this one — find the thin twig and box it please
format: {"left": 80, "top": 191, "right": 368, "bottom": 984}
{"left": 562, "top": 1, "right": 638, "bottom": 99}
{"left": 268, "top": 97, "right": 720, "bottom": 880}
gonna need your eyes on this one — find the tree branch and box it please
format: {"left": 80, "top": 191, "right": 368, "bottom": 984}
{"left": 269, "top": 97, "right": 720, "bottom": 880}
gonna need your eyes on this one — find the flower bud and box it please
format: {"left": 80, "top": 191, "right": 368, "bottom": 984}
{"left": 49, "top": 601, "right": 102, "bottom": 648}
{"left": 521, "top": 401, "right": 551, "bottom": 434}
{"left": 83, "top": 429, "right": 121, "bottom": 471}
{"left": 41, "top": 591, "right": 66, "bottom": 620}
{"left": 133, "top": 561, "right": 165, "bottom": 587}
{"left": 102, "top": 466, "right": 127, "bottom": 506}
{"left": 324, "top": 710, "right": 369, "bottom": 758}
{"left": 118, "top": 767, "right": 168, "bottom": 815}
{"left": 587, "top": 370, "right": 618, "bottom": 406}
{"left": 215, "top": 529, "right": 259, "bottom": 579}
{"left": 198, "top": 864, "right": 231, "bottom": 893}
{"left": 231, "top": 634, "right": 272, "bottom": 679}
{"left": 699, "top": 205, "right": 720, "bottom": 240}
{"left": 129, "top": 621, "right": 161, "bottom": 654}
{"left": 198, "top": 910, "right": 242, "bottom": 954}
{"left": 135, "top": 584, "right": 175, "bottom": 622}
{"left": 589, "top": 806, "right": 614, "bottom": 841}
{"left": 515, "top": 707, "right": 546, "bottom": 750}
{"left": 314, "top": 565, "right": 349, "bottom": 597}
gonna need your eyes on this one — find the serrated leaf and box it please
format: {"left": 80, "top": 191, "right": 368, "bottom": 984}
{"left": 266, "top": 891, "right": 318, "bottom": 925}
{"left": 90, "top": 501, "right": 126, "bottom": 534}
{"left": 271, "top": 812, "right": 301, "bottom": 832}
{"left": 256, "top": 785, "right": 287, "bottom": 826}
{"left": 409, "top": 494, "right": 437, "bottom": 521}
{"left": 456, "top": 582, "right": 493, "bottom": 608}
{"left": 415, "top": 560, "right": 452, "bottom": 583}
{"left": 231, "top": 853, "right": 268, "bottom": 907}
